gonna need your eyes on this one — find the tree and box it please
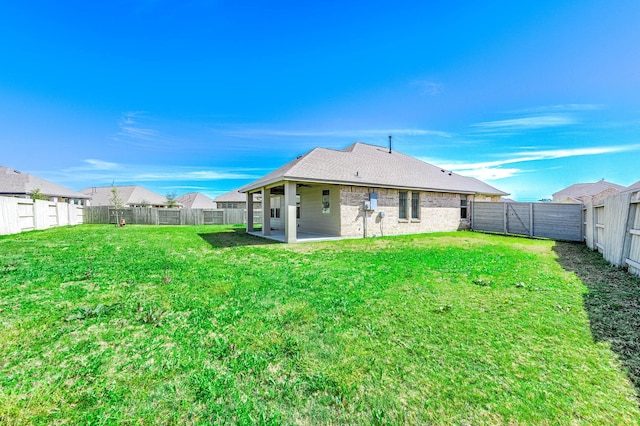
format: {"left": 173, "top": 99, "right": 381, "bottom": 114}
{"left": 28, "top": 188, "right": 48, "bottom": 201}
{"left": 166, "top": 191, "right": 179, "bottom": 208}
{"left": 110, "top": 186, "right": 125, "bottom": 226}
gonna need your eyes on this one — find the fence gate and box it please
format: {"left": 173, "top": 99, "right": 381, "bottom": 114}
{"left": 472, "top": 202, "right": 583, "bottom": 242}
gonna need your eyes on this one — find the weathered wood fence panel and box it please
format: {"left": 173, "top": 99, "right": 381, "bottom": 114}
{"left": 584, "top": 191, "right": 640, "bottom": 277}
{"left": 83, "top": 207, "right": 262, "bottom": 226}
{"left": 471, "top": 201, "right": 583, "bottom": 242}
{"left": 532, "top": 203, "right": 583, "bottom": 241}
{"left": 470, "top": 202, "right": 505, "bottom": 234}
{"left": 0, "top": 196, "right": 84, "bottom": 236}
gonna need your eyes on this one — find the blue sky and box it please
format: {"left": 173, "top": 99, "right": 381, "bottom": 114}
{"left": 1, "top": 0, "right": 639, "bottom": 201}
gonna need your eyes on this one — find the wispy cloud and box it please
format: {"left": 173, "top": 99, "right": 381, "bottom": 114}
{"left": 512, "top": 104, "right": 605, "bottom": 113}
{"left": 410, "top": 80, "right": 443, "bottom": 96}
{"left": 423, "top": 143, "right": 640, "bottom": 181}
{"left": 119, "top": 126, "right": 158, "bottom": 140}
{"left": 117, "top": 112, "right": 159, "bottom": 141}
{"left": 83, "top": 159, "right": 119, "bottom": 170}
{"left": 472, "top": 115, "right": 576, "bottom": 131}
{"left": 132, "top": 170, "right": 258, "bottom": 181}
{"left": 112, "top": 111, "right": 193, "bottom": 152}
{"left": 226, "top": 128, "right": 452, "bottom": 139}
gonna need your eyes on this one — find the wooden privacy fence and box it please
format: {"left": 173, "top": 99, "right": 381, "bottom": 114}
{"left": 584, "top": 191, "right": 640, "bottom": 277}
{"left": 471, "top": 201, "right": 583, "bottom": 242}
{"left": 0, "top": 196, "right": 84, "bottom": 235}
{"left": 83, "top": 206, "right": 263, "bottom": 226}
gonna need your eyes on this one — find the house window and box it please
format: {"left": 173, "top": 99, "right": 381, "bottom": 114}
{"left": 270, "top": 208, "right": 281, "bottom": 218}
{"left": 460, "top": 195, "right": 468, "bottom": 219}
{"left": 322, "top": 189, "right": 330, "bottom": 213}
{"left": 411, "top": 192, "right": 420, "bottom": 219}
{"left": 221, "top": 202, "right": 239, "bottom": 209}
{"left": 399, "top": 191, "right": 408, "bottom": 219}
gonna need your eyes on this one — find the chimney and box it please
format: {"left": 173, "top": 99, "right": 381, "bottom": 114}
{"left": 388, "top": 135, "right": 392, "bottom": 154}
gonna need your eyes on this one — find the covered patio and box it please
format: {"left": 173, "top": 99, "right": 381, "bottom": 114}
{"left": 244, "top": 180, "right": 341, "bottom": 243}
{"left": 246, "top": 229, "right": 346, "bottom": 243}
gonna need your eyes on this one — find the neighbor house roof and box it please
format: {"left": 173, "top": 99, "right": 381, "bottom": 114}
{"left": 214, "top": 189, "right": 262, "bottom": 203}
{"left": 176, "top": 192, "right": 217, "bottom": 209}
{"left": 79, "top": 185, "right": 170, "bottom": 206}
{"left": 0, "top": 166, "right": 90, "bottom": 199}
{"left": 239, "top": 142, "right": 508, "bottom": 196}
{"left": 625, "top": 180, "right": 640, "bottom": 192}
{"left": 553, "top": 180, "right": 626, "bottom": 203}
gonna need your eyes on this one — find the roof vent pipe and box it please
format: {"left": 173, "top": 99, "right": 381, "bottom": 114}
{"left": 388, "top": 135, "right": 392, "bottom": 154}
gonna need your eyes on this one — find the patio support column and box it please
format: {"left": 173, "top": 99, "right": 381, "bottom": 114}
{"left": 284, "top": 181, "right": 297, "bottom": 243}
{"left": 246, "top": 192, "right": 254, "bottom": 232}
{"left": 262, "top": 187, "right": 271, "bottom": 236}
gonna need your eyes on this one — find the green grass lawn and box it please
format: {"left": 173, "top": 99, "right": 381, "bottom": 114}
{"left": 1, "top": 225, "right": 638, "bottom": 424}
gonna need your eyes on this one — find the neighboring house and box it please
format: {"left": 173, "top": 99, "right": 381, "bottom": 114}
{"left": 79, "top": 185, "right": 176, "bottom": 207}
{"left": 214, "top": 189, "right": 262, "bottom": 209}
{"left": 552, "top": 179, "right": 626, "bottom": 204}
{"left": 624, "top": 180, "right": 640, "bottom": 204}
{"left": 626, "top": 180, "right": 640, "bottom": 193}
{"left": 176, "top": 192, "right": 217, "bottom": 209}
{"left": 239, "top": 142, "right": 508, "bottom": 243}
{"left": 0, "top": 166, "right": 90, "bottom": 204}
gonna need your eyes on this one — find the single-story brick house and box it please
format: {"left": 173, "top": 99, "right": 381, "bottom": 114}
{"left": 239, "top": 142, "right": 507, "bottom": 242}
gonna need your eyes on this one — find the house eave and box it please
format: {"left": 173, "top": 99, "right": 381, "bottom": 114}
{"left": 240, "top": 176, "right": 507, "bottom": 197}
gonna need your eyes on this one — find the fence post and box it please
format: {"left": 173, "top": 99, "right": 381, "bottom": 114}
{"left": 470, "top": 199, "right": 474, "bottom": 231}
{"left": 529, "top": 203, "right": 534, "bottom": 237}
{"left": 503, "top": 202, "right": 508, "bottom": 235}
{"left": 580, "top": 204, "right": 584, "bottom": 243}
{"left": 592, "top": 204, "right": 598, "bottom": 250}
{"left": 622, "top": 201, "right": 637, "bottom": 268}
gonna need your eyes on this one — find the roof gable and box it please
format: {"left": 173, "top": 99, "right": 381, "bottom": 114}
{"left": 240, "top": 143, "right": 507, "bottom": 196}
{"left": 176, "top": 192, "right": 217, "bottom": 208}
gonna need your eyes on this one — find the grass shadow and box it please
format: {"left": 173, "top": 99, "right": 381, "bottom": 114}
{"left": 553, "top": 241, "right": 640, "bottom": 398}
{"left": 198, "top": 227, "right": 280, "bottom": 248}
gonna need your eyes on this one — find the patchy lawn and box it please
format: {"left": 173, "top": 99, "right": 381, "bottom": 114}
{"left": 0, "top": 225, "right": 638, "bottom": 424}
{"left": 553, "top": 241, "right": 640, "bottom": 394}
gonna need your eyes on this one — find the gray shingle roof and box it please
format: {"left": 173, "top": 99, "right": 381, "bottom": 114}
{"left": 0, "top": 166, "right": 90, "bottom": 199}
{"left": 79, "top": 185, "right": 169, "bottom": 206}
{"left": 553, "top": 180, "right": 626, "bottom": 200}
{"left": 239, "top": 142, "right": 508, "bottom": 196}
{"left": 624, "top": 180, "right": 640, "bottom": 193}
{"left": 176, "top": 192, "right": 217, "bottom": 209}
